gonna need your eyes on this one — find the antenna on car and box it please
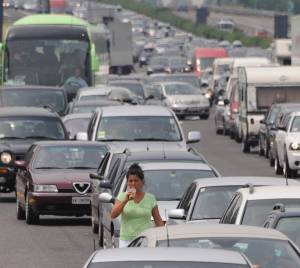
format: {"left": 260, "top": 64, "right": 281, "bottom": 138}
{"left": 164, "top": 209, "right": 170, "bottom": 247}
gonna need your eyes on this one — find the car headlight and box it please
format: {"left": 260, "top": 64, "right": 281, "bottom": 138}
{"left": 290, "top": 142, "right": 300, "bottom": 150}
{"left": 1, "top": 152, "right": 12, "bottom": 164}
{"left": 33, "top": 184, "right": 58, "bottom": 193}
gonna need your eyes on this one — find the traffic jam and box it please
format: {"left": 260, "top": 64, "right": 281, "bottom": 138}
{"left": 1, "top": 1, "right": 300, "bottom": 268}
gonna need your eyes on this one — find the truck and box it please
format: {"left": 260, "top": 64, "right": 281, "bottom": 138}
{"left": 237, "top": 66, "right": 300, "bottom": 153}
{"left": 272, "top": 39, "right": 291, "bottom": 66}
{"left": 108, "top": 20, "right": 133, "bottom": 75}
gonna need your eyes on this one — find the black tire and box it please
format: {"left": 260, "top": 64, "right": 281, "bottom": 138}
{"left": 269, "top": 154, "right": 275, "bottom": 167}
{"left": 284, "top": 155, "right": 297, "bottom": 178}
{"left": 16, "top": 198, "right": 25, "bottom": 220}
{"left": 235, "top": 131, "right": 242, "bottom": 143}
{"left": 216, "top": 128, "right": 222, "bottom": 135}
{"left": 275, "top": 155, "right": 283, "bottom": 175}
{"left": 200, "top": 114, "right": 209, "bottom": 120}
{"left": 92, "top": 217, "right": 99, "bottom": 234}
{"left": 242, "top": 137, "right": 250, "bottom": 153}
{"left": 25, "top": 194, "right": 39, "bottom": 225}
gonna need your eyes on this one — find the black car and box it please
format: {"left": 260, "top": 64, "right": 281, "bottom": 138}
{"left": 90, "top": 148, "right": 207, "bottom": 237}
{"left": 264, "top": 204, "right": 300, "bottom": 248}
{"left": 0, "top": 107, "right": 68, "bottom": 193}
{"left": 0, "top": 86, "right": 68, "bottom": 116}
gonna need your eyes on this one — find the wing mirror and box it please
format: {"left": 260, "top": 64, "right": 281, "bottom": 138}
{"left": 187, "top": 131, "right": 201, "bottom": 144}
{"left": 15, "top": 160, "right": 26, "bottom": 169}
{"left": 168, "top": 209, "right": 186, "bottom": 220}
{"left": 99, "top": 192, "right": 115, "bottom": 203}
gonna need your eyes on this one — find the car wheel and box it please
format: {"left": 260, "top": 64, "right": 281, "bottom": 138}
{"left": 284, "top": 155, "right": 297, "bottom": 178}
{"left": 274, "top": 155, "right": 283, "bottom": 175}
{"left": 25, "top": 194, "right": 39, "bottom": 225}
{"left": 242, "top": 136, "right": 250, "bottom": 153}
{"left": 91, "top": 216, "right": 99, "bottom": 234}
{"left": 16, "top": 198, "right": 25, "bottom": 220}
{"left": 98, "top": 223, "right": 104, "bottom": 248}
{"left": 216, "top": 128, "right": 222, "bottom": 135}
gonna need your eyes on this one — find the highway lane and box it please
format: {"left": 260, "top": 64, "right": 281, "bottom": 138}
{"left": 0, "top": 110, "right": 278, "bottom": 268}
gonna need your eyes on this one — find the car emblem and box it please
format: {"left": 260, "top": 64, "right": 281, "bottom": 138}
{"left": 73, "top": 182, "right": 90, "bottom": 194}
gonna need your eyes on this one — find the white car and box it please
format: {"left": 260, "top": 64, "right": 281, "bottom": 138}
{"left": 275, "top": 111, "right": 300, "bottom": 178}
{"left": 220, "top": 185, "right": 300, "bottom": 226}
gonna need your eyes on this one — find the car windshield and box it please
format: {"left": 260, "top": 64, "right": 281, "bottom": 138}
{"left": 64, "top": 118, "right": 90, "bottom": 138}
{"left": 242, "top": 199, "right": 300, "bottom": 226}
{"left": 87, "top": 261, "right": 248, "bottom": 268}
{"left": 0, "top": 90, "right": 65, "bottom": 113}
{"left": 290, "top": 116, "right": 300, "bottom": 132}
{"left": 165, "top": 84, "right": 200, "bottom": 95}
{"left": 96, "top": 116, "right": 182, "bottom": 142}
{"left": 276, "top": 216, "right": 300, "bottom": 248}
{"left": 142, "top": 169, "right": 216, "bottom": 201}
{"left": 0, "top": 117, "right": 65, "bottom": 139}
{"left": 33, "top": 145, "right": 107, "bottom": 169}
{"left": 158, "top": 238, "right": 300, "bottom": 268}
{"left": 191, "top": 186, "right": 240, "bottom": 220}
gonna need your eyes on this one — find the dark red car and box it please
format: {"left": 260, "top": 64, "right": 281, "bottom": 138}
{"left": 15, "top": 141, "right": 108, "bottom": 224}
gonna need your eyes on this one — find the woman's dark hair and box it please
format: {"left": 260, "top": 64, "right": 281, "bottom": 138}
{"left": 126, "top": 163, "right": 144, "bottom": 182}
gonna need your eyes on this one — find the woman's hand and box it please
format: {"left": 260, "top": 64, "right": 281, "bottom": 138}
{"left": 152, "top": 206, "right": 165, "bottom": 227}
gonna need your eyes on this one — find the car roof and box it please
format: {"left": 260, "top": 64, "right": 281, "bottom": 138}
{"left": 99, "top": 105, "right": 173, "bottom": 117}
{"left": 140, "top": 162, "right": 213, "bottom": 171}
{"left": 33, "top": 141, "right": 107, "bottom": 147}
{"left": 238, "top": 186, "right": 300, "bottom": 200}
{"left": 78, "top": 88, "right": 111, "bottom": 96}
{"left": 62, "top": 113, "right": 92, "bottom": 121}
{"left": 142, "top": 224, "right": 288, "bottom": 241}
{"left": 192, "top": 176, "right": 300, "bottom": 188}
{"left": 74, "top": 100, "right": 122, "bottom": 107}
{"left": 0, "top": 107, "right": 59, "bottom": 117}
{"left": 90, "top": 247, "right": 248, "bottom": 264}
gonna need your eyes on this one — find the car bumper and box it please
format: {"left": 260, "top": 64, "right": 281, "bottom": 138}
{"left": 0, "top": 166, "right": 16, "bottom": 192}
{"left": 29, "top": 192, "right": 91, "bottom": 216}
{"left": 288, "top": 152, "right": 300, "bottom": 169}
{"left": 172, "top": 106, "right": 209, "bottom": 116}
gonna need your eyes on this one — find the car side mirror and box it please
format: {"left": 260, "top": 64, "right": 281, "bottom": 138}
{"left": 15, "top": 160, "right": 26, "bottom": 169}
{"left": 76, "top": 132, "right": 88, "bottom": 141}
{"left": 168, "top": 209, "right": 186, "bottom": 220}
{"left": 99, "top": 180, "right": 112, "bottom": 189}
{"left": 99, "top": 192, "right": 115, "bottom": 203}
{"left": 89, "top": 173, "right": 104, "bottom": 180}
{"left": 187, "top": 131, "right": 201, "bottom": 144}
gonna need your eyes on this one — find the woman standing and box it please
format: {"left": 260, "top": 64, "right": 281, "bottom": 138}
{"left": 111, "top": 163, "right": 164, "bottom": 248}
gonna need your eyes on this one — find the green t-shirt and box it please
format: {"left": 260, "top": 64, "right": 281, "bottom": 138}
{"left": 117, "top": 192, "right": 157, "bottom": 241}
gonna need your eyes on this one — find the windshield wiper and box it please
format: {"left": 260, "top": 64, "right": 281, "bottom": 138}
{"left": 35, "top": 167, "right": 63, "bottom": 169}
{"left": 0, "top": 136, "right": 23, "bottom": 139}
{"left": 67, "top": 166, "right": 95, "bottom": 169}
{"left": 25, "top": 136, "right": 56, "bottom": 140}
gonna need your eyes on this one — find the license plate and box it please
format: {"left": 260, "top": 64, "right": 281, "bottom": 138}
{"left": 0, "top": 177, "right": 6, "bottom": 183}
{"left": 72, "top": 197, "right": 90, "bottom": 205}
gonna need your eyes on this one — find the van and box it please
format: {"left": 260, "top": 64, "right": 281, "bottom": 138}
{"left": 238, "top": 66, "right": 300, "bottom": 153}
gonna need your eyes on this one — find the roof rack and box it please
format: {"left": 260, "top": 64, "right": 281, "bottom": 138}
{"left": 272, "top": 203, "right": 285, "bottom": 212}
{"left": 243, "top": 183, "right": 254, "bottom": 194}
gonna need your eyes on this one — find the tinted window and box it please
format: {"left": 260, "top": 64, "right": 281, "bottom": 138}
{"left": 158, "top": 238, "right": 300, "bottom": 268}
{"left": 33, "top": 145, "right": 107, "bottom": 169}
{"left": 243, "top": 199, "right": 300, "bottom": 226}
{"left": 0, "top": 116, "right": 66, "bottom": 139}
{"left": 266, "top": 107, "right": 280, "bottom": 124}
{"left": 191, "top": 186, "right": 239, "bottom": 220}
{"left": 96, "top": 116, "right": 182, "bottom": 142}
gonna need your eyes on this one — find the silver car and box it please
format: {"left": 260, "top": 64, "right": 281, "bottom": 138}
{"left": 129, "top": 224, "right": 300, "bottom": 268}
{"left": 83, "top": 247, "right": 253, "bottom": 268}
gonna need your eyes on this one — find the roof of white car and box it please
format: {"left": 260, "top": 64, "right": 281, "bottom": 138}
{"left": 141, "top": 224, "right": 288, "bottom": 241}
{"left": 100, "top": 105, "right": 173, "bottom": 117}
{"left": 238, "top": 185, "right": 300, "bottom": 200}
{"left": 90, "top": 247, "right": 248, "bottom": 264}
{"left": 62, "top": 113, "right": 92, "bottom": 121}
{"left": 78, "top": 88, "right": 111, "bottom": 97}
{"left": 140, "top": 162, "right": 214, "bottom": 171}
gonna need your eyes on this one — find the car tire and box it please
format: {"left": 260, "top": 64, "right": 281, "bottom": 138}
{"left": 25, "top": 194, "right": 39, "bottom": 225}
{"left": 16, "top": 198, "right": 25, "bottom": 220}
{"left": 284, "top": 155, "right": 297, "bottom": 178}
{"left": 269, "top": 153, "right": 275, "bottom": 167}
{"left": 274, "top": 155, "right": 283, "bottom": 175}
{"left": 92, "top": 216, "right": 99, "bottom": 234}
{"left": 200, "top": 114, "right": 209, "bottom": 120}
{"left": 242, "top": 136, "right": 250, "bottom": 153}
{"left": 216, "top": 128, "right": 222, "bottom": 135}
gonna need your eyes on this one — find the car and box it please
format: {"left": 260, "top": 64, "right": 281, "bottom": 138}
{"left": 146, "top": 56, "right": 169, "bottom": 75}
{"left": 274, "top": 111, "right": 300, "bottom": 178}
{"left": 77, "top": 105, "right": 201, "bottom": 150}
{"left": 0, "top": 86, "right": 68, "bottom": 116}
{"left": 0, "top": 107, "right": 68, "bottom": 194}
{"left": 90, "top": 148, "right": 208, "bottom": 234}
{"left": 220, "top": 185, "right": 300, "bottom": 226}
{"left": 165, "top": 56, "right": 191, "bottom": 73}
{"left": 264, "top": 204, "right": 300, "bottom": 248}
{"left": 128, "top": 224, "right": 300, "bottom": 268}
{"left": 151, "top": 82, "right": 210, "bottom": 120}
{"left": 168, "top": 176, "right": 297, "bottom": 225}
{"left": 98, "top": 160, "right": 219, "bottom": 248}
{"left": 259, "top": 103, "right": 300, "bottom": 159}
{"left": 83, "top": 247, "right": 254, "bottom": 268}
{"left": 15, "top": 141, "right": 108, "bottom": 224}
{"left": 62, "top": 113, "right": 92, "bottom": 140}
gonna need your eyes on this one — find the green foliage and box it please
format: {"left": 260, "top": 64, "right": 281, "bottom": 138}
{"left": 96, "top": 0, "right": 271, "bottom": 49}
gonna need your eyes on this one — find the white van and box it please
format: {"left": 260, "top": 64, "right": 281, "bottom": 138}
{"left": 238, "top": 66, "right": 300, "bottom": 153}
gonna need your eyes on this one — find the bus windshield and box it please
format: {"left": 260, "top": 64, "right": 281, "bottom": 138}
{"left": 5, "top": 38, "right": 89, "bottom": 87}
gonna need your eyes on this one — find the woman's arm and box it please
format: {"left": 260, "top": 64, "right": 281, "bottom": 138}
{"left": 152, "top": 206, "right": 165, "bottom": 227}
{"left": 111, "top": 193, "right": 130, "bottom": 219}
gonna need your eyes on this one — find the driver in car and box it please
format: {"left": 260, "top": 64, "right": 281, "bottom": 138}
{"left": 64, "top": 67, "right": 88, "bottom": 89}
